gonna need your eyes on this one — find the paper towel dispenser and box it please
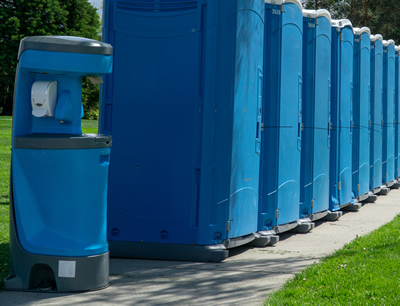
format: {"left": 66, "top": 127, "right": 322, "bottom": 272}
{"left": 31, "top": 81, "right": 57, "bottom": 117}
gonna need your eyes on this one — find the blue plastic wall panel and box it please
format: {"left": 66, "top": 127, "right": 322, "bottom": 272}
{"left": 100, "top": 0, "right": 265, "bottom": 245}
{"left": 13, "top": 51, "right": 112, "bottom": 138}
{"left": 12, "top": 147, "right": 110, "bottom": 256}
{"left": 329, "top": 25, "right": 354, "bottom": 210}
{"left": 370, "top": 39, "right": 383, "bottom": 190}
{"left": 395, "top": 51, "right": 400, "bottom": 178}
{"left": 259, "top": 2, "right": 302, "bottom": 230}
{"left": 300, "top": 15, "right": 331, "bottom": 217}
{"left": 352, "top": 32, "right": 371, "bottom": 196}
{"left": 382, "top": 44, "right": 396, "bottom": 184}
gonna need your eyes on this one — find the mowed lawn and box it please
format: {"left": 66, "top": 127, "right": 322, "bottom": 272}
{"left": 0, "top": 116, "right": 98, "bottom": 286}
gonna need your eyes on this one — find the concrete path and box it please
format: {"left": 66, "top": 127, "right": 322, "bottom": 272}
{"left": 2, "top": 189, "right": 400, "bottom": 305}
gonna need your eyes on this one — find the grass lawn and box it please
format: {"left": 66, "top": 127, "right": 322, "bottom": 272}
{"left": 265, "top": 215, "right": 400, "bottom": 305}
{"left": 0, "top": 116, "right": 98, "bottom": 287}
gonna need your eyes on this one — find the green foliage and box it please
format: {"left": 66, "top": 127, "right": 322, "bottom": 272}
{"left": 0, "top": 0, "right": 101, "bottom": 117}
{"left": 305, "top": 0, "right": 351, "bottom": 19}
{"left": 265, "top": 214, "right": 400, "bottom": 305}
{"left": 305, "top": 0, "right": 400, "bottom": 43}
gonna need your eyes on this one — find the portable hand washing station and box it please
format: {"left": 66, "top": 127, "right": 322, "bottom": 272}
{"left": 4, "top": 36, "right": 113, "bottom": 292}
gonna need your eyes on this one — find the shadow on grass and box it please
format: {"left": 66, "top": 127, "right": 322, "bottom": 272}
{"left": 0, "top": 242, "right": 10, "bottom": 288}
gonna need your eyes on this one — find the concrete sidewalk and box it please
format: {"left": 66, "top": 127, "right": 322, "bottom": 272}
{"left": 2, "top": 189, "right": 400, "bottom": 305}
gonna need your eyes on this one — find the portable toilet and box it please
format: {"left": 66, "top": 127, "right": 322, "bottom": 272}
{"left": 370, "top": 34, "right": 388, "bottom": 195}
{"left": 255, "top": 0, "right": 313, "bottom": 244}
{"left": 352, "top": 27, "right": 376, "bottom": 202}
{"left": 300, "top": 9, "right": 333, "bottom": 221}
{"left": 394, "top": 45, "right": 400, "bottom": 182}
{"left": 4, "top": 36, "right": 113, "bottom": 292}
{"left": 99, "top": 0, "right": 265, "bottom": 262}
{"left": 330, "top": 19, "right": 358, "bottom": 212}
{"left": 382, "top": 39, "right": 397, "bottom": 188}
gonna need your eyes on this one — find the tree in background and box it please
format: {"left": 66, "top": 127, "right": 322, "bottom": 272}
{"left": 0, "top": 0, "right": 101, "bottom": 118}
{"left": 305, "top": 0, "right": 400, "bottom": 43}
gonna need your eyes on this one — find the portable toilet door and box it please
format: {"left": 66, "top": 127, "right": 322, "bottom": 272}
{"left": 352, "top": 27, "right": 374, "bottom": 202}
{"left": 370, "top": 34, "right": 387, "bottom": 195}
{"left": 256, "top": 0, "right": 313, "bottom": 242}
{"left": 99, "top": 0, "right": 265, "bottom": 262}
{"left": 382, "top": 39, "right": 397, "bottom": 188}
{"left": 329, "top": 19, "right": 356, "bottom": 214}
{"left": 395, "top": 45, "right": 400, "bottom": 181}
{"left": 300, "top": 9, "right": 332, "bottom": 221}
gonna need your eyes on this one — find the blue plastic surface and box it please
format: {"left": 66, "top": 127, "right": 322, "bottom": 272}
{"left": 100, "top": 1, "right": 265, "bottom": 246}
{"left": 258, "top": 1, "right": 303, "bottom": 230}
{"left": 12, "top": 41, "right": 112, "bottom": 257}
{"left": 382, "top": 43, "right": 396, "bottom": 184}
{"left": 330, "top": 24, "right": 354, "bottom": 210}
{"left": 300, "top": 13, "right": 331, "bottom": 217}
{"left": 352, "top": 31, "right": 371, "bottom": 197}
{"left": 14, "top": 51, "right": 112, "bottom": 137}
{"left": 370, "top": 38, "right": 383, "bottom": 190}
{"left": 12, "top": 148, "right": 110, "bottom": 256}
{"left": 395, "top": 49, "right": 400, "bottom": 178}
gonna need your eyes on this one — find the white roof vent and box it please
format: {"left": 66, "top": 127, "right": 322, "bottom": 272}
{"left": 265, "top": 0, "right": 284, "bottom": 4}
{"left": 383, "top": 40, "right": 395, "bottom": 47}
{"left": 371, "top": 34, "right": 383, "bottom": 42}
{"left": 302, "top": 9, "right": 317, "bottom": 18}
{"left": 395, "top": 46, "right": 400, "bottom": 52}
{"left": 284, "top": 0, "right": 302, "bottom": 10}
{"left": 354, "top": 27, "right": 370, "bottom": 36}
{"left": 331, "top": 19, "right": 353, "bottom": 29}
{"left": 317, "top": 9, "right": 331, "bottom": 22}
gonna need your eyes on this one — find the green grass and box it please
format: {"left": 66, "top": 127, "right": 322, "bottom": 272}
{"left": 0, "top": 117, "right": 98, "bottom": 286}
{"left": 265, "top": 215, "right": 400, "bottom": 305}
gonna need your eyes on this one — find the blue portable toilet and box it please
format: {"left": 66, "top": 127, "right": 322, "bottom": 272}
{"left": 255, "top": 0, "right": 313, "bottom": 243}
{"left": 300, "top": 9, "right": 333, "bottom": 221}
{"left": 382, "top": 39, "right": 397, "bottom": 188}
{"left": 352, "top": 27, "right": 376, "bottom": 202}
{"left": 99, "top": 0, "right": 265, "bottom": 262}
{"left": 4, "top": 36, "right": 113, "bottom": 292}
{"left": 329, "top": 19, "right": 358, "bottom": 212}
{"left": 370, "top": 34, "right": 389, "bottom": 195}
{"left": 394, "top": 45, "right": 400, "bottom": 182}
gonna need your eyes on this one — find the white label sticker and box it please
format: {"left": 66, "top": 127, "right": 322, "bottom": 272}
{"left": 308, "top": 23, "right": 315, "bottom": 28}
{"left": 58, "top": 260, "right": 76, "bottom": 278}
{"left": 272, "top": 9, "right": 281, "bottom": 15}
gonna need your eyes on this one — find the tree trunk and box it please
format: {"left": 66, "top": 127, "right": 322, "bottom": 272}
{"left": 364, "top": 0, "right": 369, "bottom": 26}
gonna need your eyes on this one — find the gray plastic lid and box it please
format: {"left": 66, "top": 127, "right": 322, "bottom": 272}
{"left": 18, "top": 36, "right": 113, "bottom": 60}
{"left": 331, "top": 19, "right": 353, "bottom": 29}
{"left": 14, "top": 133, "right": 112, "bottom": 149}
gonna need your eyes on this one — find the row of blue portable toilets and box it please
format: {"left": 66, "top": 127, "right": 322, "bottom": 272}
{"left": 5, "top": 0, "right": 400, "bottom": 292}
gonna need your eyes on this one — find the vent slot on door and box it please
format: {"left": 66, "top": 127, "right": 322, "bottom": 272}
{"left": 116, "top": 0, "right": 199, "bottom": 12}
